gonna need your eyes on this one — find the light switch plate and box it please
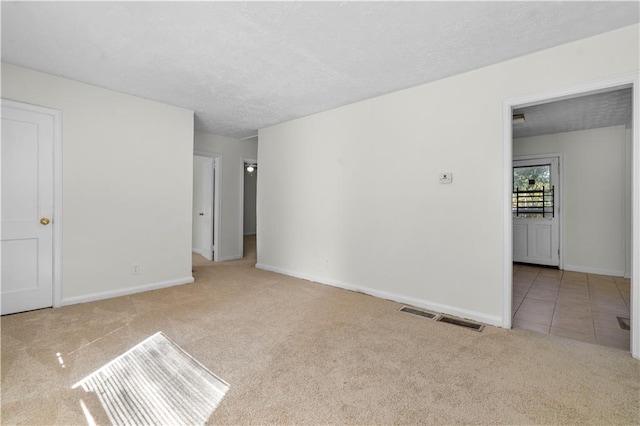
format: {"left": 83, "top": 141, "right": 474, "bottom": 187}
{"left": 439, "top": 173, "right": 453, "bottom": 184}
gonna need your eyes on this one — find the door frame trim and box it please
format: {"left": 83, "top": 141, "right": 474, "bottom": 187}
{"left": 194, "top": 151, "right": 221, "bottom": 262}
{"left": 513, "top": 153, "right": 563, "bottom": 269}
{"left": 501, "top": 73, "right": 639, "bottom": 359}
{"left": 2, "top": 99, "right": 63, "bottom": 308}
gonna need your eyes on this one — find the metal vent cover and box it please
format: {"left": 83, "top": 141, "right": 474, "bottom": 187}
{"left": 436, "top": 315, "right": 484, "bottom": 332}
{"left": 617, "top": 316, "right": 630, "bottom": 331}
{"left": 399, "top": 306, "right": 440, "bottom": 320}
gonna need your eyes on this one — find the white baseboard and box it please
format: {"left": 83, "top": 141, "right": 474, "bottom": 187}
{"left": 61, "top": 276, "right": 195, "bottom": 306}
{"left": 255, "top": 263, "right": 502, "bottom": 327}
{"left": 192, "top": 248, "right": 203, "bottom": 255}
{"left": 563, "top": 264, "right": 625, "bottom": 277}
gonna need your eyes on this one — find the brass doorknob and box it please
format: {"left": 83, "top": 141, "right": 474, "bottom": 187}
{"left": 40, "top": 218, "right": 50, "bottom": 225}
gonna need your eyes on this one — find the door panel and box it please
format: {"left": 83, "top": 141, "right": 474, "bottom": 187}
{"left": 513, "top": 224, "right": 528, "bottom": 258}
{"left": 2, "top": 239, "right": 39, "bottom": 292}
{"left": 1, "top": 103, "right": 55, "bottom": 315}
{"left": 3, "top": 120, "right": 39, "bottom": 221}
{"left": 533, "top": 223, "right": 552, "bottom": 259}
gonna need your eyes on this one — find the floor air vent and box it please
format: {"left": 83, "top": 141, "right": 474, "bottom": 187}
{"left": 617, "top": 316, "right": 630, "bottom": 331}
{"left": 436, "top": 316, "right": 484, "bottom": 332}
{"left": 399, "top": 306, "right": 439, "bottom": 320}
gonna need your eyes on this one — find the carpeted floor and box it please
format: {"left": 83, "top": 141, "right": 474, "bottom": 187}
{"left": 2, "top": 235, "right": 639, "bottom": 424}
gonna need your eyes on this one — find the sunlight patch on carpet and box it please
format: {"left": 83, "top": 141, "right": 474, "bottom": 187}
{"left": 73, "top": 332, "right": 229, "bottom": 426}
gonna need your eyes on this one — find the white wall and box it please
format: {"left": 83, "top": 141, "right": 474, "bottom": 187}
{"left": 257, "top": 24, "right": 639, "bottom": 326}
{"left": 243, "top": 167, "right": 257, "bottom": 235}
{"left": 1, "top": 63, "right": 195, "bottom": 303}
{"left": 194, "top": 132, "right": 257, "bottom": 260}
{"left": 514, "top": 126, "right": 629, "bottom": 277}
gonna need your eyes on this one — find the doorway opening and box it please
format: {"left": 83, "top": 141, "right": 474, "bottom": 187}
{"left": 503, "top": 76, "right": 638, "bottom": 358}
{"left": 193, "top": 152, "right": 221, "bottom": 262}
{"left": 240, "top": 158, "right": 257, "bottom": 259}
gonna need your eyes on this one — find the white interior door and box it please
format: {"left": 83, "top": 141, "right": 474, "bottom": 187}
{"left": 200, "top": 157, "right": 214, "bottom": 261}
{"left": 1, "top": 102, "right": 55, "bottom": 315}
{"left": 512, "top": 157, "right": 560, "bottom": 267}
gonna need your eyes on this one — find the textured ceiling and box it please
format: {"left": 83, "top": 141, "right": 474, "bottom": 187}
{"left": 513, "top": 89, "right": 632, "bottom": 139}
{"left": 2, "top": 2, "right": 639, "bottom": 139}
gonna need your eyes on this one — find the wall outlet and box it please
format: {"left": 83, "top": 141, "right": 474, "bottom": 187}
{"left": 131, "top": 264, "right": 140, "bottom": 274}
{"left": 439, "top": 172, "right": 453, "bottom": 184}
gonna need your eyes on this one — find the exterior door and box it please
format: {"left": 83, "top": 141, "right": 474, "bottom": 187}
{"left": 1, "top": 101, "right": 55, "bottom": 315}
{"left": 512, "top": 157, "right": 560, "bottom": 267}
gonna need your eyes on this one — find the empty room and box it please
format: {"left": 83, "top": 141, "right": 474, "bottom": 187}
{"left": 1, "top": 2, "right": 639, "bottom": 425}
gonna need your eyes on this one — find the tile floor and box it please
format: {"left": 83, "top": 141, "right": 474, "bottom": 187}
{"left": 512, "top": 263, "right": 631, "bottom": 350}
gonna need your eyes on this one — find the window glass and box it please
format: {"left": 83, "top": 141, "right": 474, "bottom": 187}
{"left": 512, "top": 165, "right": 553, "bottom": 218}
{"left": 513, "top": 165, "right": 550, "bottom": 191}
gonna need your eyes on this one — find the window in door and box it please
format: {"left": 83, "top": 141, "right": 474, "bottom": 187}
{"left": 512, "top": 164, "right": 554, "bottom": 218}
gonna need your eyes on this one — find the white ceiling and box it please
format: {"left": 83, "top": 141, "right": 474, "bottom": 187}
{"left": 513, "top": 88, "right": 633, "bottom": 138}
{"left": 2, "top": 2, "right": 639, "bottom": 139}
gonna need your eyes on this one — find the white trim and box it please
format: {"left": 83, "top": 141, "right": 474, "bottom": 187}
{"left": 1, "top": 99, "right": 63, "bottom": 309}
{"left": 625, "top": 128, "right": 632, "bottom": 279}
{"left": 53, "top": 107, "right": 63, "bottom": 308}
{"left": 240, "top": 157, "right": 257, "bottom": 259}
{"left": 631, "top": 74, "right": 640, "bottom": 359}
{"left": 61, "top": 276, "right": 195, "bottom": 306}
{"left": 503, "top": 72, "right": 639, "bottom": 359}
{"left": 502, "top": 100, "right": 514, "bottom": 329}
{"left": 192, "top": 248, "right": 203, "bottom": 255}
{"left": 256, "top": 263, "right": 502, "bottom": 327}
{"left": 213, "top": 156, "right": 221, "bottom": 262}
{"left": 202, "top": 156, "right": 215, "bottom": 260}
{"left": 194, "top": 151, "right": 222, "bottom": 262}
{"left": 563, "top": 264, "right": 625, "bottom": 278}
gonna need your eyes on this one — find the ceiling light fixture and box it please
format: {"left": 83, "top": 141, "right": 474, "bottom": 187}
{"left": 512, "top": 113, "right": 525, "bottom": 124}
{"left": 246, "top": 165, "right": 255, "bottom": 173}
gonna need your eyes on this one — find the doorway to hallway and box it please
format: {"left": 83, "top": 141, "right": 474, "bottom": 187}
{"left": 240, "top": 159, "right": 257, "bottom": 259}
{"left": 503, "top": 75, "right": 637, "bottom": 357}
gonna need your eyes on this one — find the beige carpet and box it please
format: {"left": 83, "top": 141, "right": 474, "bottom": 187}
{"left": 2, "top": 235, "right": 639, "bottom": 424}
